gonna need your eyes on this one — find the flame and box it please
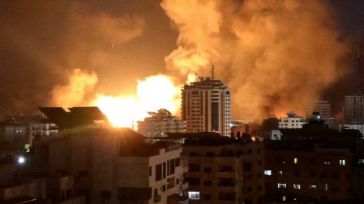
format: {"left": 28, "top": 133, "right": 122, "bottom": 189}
{"left": 92, "top": 74, "right": 180, "bottom": 128}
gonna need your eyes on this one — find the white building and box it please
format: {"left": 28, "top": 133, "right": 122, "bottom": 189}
{"left": 278, "top": 112, "right": 306, "bottom": 129}
{"left": 182, "top": 77, "right": 231, "bottom": 136}
{"left": 137, "top": 109, "right": 186, "bottom": 137}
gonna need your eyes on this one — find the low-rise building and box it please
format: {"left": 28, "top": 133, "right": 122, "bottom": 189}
{"left": 35, "top": 127, "right": 187, "bottom": 204}
{"left": 137, "top": 109, "right": 186, "bottom": 137}
{"left": 278, "top": 112, "right": 306, "bottom": 129}
{"left": 265, "top": 120, "right": 364, "bottom": 202}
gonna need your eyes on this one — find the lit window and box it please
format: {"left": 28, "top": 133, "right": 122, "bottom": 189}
{"left": 264, "top": 170, "right": 272, "bottom": 176}
{"left": 293, "top": 184, "right": 301, "bottom": 190}
{"left": 309, "top": 184, "right": 317, "bottom": 189}
{"left": 323, "top": 160, "right": 331, "bottom": 165}
{"left": 339, "top": 160, "right": 346, "bottom": 166}
{"left": 282, "top": 196, "right": 287, "bottom": 202}
{"left": 277, "top": 183, "right": 287, "bottom": 189}
{"left": 278, "top": 170, "right": 283, "bottom": 176}
{"left": 293, "top": 157, "right": 298, "bottom": 164}
{"left": 324, "top": 183, "right": 329, "bottom": 191}
{"left": 188, "top": 191, "right": 200, "bottom": 200}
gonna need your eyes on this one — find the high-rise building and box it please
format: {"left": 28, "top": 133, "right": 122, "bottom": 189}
{"left": 313, "top": 101, "right": 331, "bottom": 119}
{"left": 344, "top": 93, "right": 364, "bottom": 124}
{"left": 182, "top": 77, "right": 231, "bottom": 136}
{"left": 137, "top": 109, "right": 186, "bottom": 137}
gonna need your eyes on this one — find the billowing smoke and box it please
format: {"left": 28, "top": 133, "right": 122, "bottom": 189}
{"left": 0, "top": 0, "right": 146, "bottom": 118}
{"left": 51, "top": 69, "right": 97, "bottom": 107}
{"left": 161, "top": 0, "right": 349, "bottom": 120}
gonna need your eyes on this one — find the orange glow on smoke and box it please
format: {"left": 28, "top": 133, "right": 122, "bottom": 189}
{"left": 92, "top": 74, "right": 180, "bottom": 128}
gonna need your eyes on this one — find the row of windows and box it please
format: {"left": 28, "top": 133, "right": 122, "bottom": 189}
{"left": 275, "top": 157, "right": 346, "bottom": 166}
{"left": 265, "top": 169, "right": 345, "bottom": 179}
{"left": 154, "top": 158, "right": 180, "bottom": 181}
{"left": 277, "top": 183, "right": 330, "bottom": 191}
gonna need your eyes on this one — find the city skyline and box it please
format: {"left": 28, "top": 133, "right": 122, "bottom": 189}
{"left": 0, "top": 0, "right": 364, "bottom": 123}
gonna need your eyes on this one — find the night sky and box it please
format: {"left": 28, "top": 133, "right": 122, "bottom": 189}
{"left": 0, "top": 0, "right": 363, "bottom": 118}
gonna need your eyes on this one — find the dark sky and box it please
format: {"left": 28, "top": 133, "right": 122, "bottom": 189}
{"left": 0, "top": 0, "right": 363, "bottom": 118}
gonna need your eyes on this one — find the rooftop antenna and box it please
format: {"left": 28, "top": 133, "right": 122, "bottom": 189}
{"left": 211, "top": 64, "right": 215, "bottom": 80}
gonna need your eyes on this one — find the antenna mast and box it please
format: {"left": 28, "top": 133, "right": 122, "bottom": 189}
{"left": 211, "top": 64, "right": 215, "bottom": 80}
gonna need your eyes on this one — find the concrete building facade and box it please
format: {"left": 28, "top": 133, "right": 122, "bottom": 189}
{"left": 278, "top": 112, "right": 306, "bottom": 129}
{"left": 36, "top": 127, "right": 187, "bottom": 204}
{"left": 138, "top": 109, "right": 186, "bottom": 137}
{"left": 344, "top": 94, "right": 364, "bottom": 124}
{"left": 182, "top": 133, "right": 265, "bottom": 204}
{"left": 182, "top": 77, "right": 231, "bottom": 136}
{"left": 313, "top": 101, "right": 331, "bottom": 119}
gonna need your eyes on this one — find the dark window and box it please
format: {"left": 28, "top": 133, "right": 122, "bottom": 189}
{"left": 169, "top": 159, "right": 175, "bottom": 175}
{"left": 189, "top": 152, "right": 199, "bottom": 157}
{"left": 206, "top": 152, "right": 215, "bottom": 157}
{"left": 156, "top": 164, "right": 162, "bottom": 181}
{"left": 219, "top": 193, "right": 235, "bottom": 201}
{"left": 175, "top": 158, "right": 180, "bottom": 167}
{"left": 309, "top": 171, "right": 316, "bottom": 178}
{"left": 243, "top": 162, "right": 253, "bottom": 172}
{"left": 149, "top": 167, "right": 152, "bottom": 176}
{"left": 203, "top": 194, "right": 212, "bottom": 200}
{"left": 78, "top": 170, "right": 89, "bottom": 177}
{"left": 320, "top": 171, "right": 328, "bottom": 179}
{"left": 204, "top": 167, "right": 212, "bottom": 173}
{"left": 331, "top": 173, "right": 340, "bottom": 179}
{"left": 100, "top": 190, "right": 111, "bottom": 202}
{"left": 188, "top": 177, "right": 200, "bottom": 186}
{"left": 211, "top": 102, "right": 219, "bottom": 131}
{"left": 293, "top": 171, "right": 300, "bottom": 177}
{"left": 219, "top": 165, "right": 233, "bottom": 172}
{"left": 204, "top": 180, "right": 212, "bottom": 186}
{"left": 309, "top": 158, "right": 317, "bottom": 164}
{"left": 163, "top": 162, "right": 166, "bottom": 178}
{"left": 189, "top": 164, "right": 200, "bottom": 172}
{"left": 218, "top": 178, "right": 235, "bottom": 186}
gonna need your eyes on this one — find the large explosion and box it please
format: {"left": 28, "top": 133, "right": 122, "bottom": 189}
{"left": 50, "top": 0, "right": 348, "bottom": 127}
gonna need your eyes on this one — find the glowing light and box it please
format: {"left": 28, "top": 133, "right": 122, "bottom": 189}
{"left": 93, "top": 74, "right": 181, "bottom": 128}
{"left": 17, "top": 156, "right": 26, "bottom": 165}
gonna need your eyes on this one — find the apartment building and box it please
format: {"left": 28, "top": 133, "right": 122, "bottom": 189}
{"left": 138, "top": 109, "right": 186, "bottom": 137}
{"left": 265, "top": 120, "right": 364, "bottom": 202}
{"left": 182, "top": 77, "right": 231, "bottom": 136}
{"left": 182, "top": 133, "right": 265, "bottom": 204}
{"left": 35, "top": 127, "right": 187, "bottom": 204}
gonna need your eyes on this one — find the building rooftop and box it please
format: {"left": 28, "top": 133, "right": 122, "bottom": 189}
{"left": 183, "top": 78, "right": 228, "bottom": 90}
{"left": 39, "top": 107, "right": 108, "bottom": 129}
{"left": 269, "top": 120, "right": 363, "bottom": 152}
{"left": 166, "top": 132, "right": 256, "bottom": 146}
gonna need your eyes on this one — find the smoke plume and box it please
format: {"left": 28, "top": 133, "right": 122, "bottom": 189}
{"left": 51, "top": 69, "right": 98, "bottom": 107}
{"left": 161, "top": 0, "right": 349, "bottom": 120}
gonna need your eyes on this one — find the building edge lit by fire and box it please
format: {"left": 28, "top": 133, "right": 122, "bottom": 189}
{"left": 182, "top": 76, "right": 231, "bottom": 137}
